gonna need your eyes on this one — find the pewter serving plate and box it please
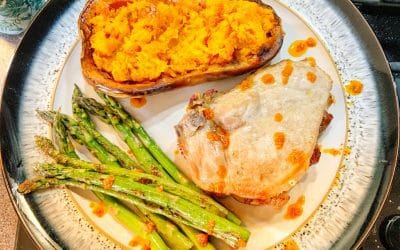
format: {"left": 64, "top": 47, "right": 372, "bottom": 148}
{"left": 0, "top": 0, "right": 398, "bottom": 249}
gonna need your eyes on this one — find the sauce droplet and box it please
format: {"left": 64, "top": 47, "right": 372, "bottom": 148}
{"left": 307, "top": 57, "right": 316, "bottom": 67}
{"left": 288, "top": 37, "right": 318, "bottom": 57}
{"left": 90, "top": 202, "right": 107, "bottom": 217}
{"left": 274, "top": 113, "right": 283, "bottom": 122}
{"left": 129, "top": 236, "right": 150, "bottom": 250}
{"left": 343, "top": 146, "right": 351, "bottom": 156}
{"left": 273, "top": 132, "right": 285, "bottom": 150}
{"left": 261, "top": 73, "right": 275, "bottom": 84}
{"left": 282, "top": 238, "right": 300, "bottom": 250}
{"left": 345, "top": 80, "right": 364, "bottom": 96}
{"left": 282, "top": 60, "right": 293, "bottom": 85}
{"left": 130, "top": 97, "right": 147, "bottom": 108}
{"left": 284, "top": 195, "right": 305, "bottom": 220}
{"left": 238, "top": 77, "right": 253, "bottom": 91}
{"left": 323, "top": 148, "right": 341, "bottom": 156}
{"left": 306, "top": 71, "right": 317, "bottom": 83}
{"left": 203, "top": 108, "right": 214, "bottom": 120}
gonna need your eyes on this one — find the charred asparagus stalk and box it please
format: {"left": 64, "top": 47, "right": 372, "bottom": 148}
{"left": 53, "top": 110, "right": 168, "bottom": 250}
{"left": 24, "top": 163, "right": 250, "bottom": 247}
{"left": 70, "top": 88, "right": 193, "bottom": 250}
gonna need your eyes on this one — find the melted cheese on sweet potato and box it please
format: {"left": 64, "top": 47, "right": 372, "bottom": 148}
{"left": 88, "top": 0, "right": 280, "bottom": 82}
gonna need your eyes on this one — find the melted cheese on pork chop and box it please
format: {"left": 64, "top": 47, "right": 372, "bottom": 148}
{"left": 175, "top": 60, "right": 332, "bottom": 201}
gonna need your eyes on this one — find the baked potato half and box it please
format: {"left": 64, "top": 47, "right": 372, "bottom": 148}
{"left": 79, "top": 0, "right": 284, "bottom": 97}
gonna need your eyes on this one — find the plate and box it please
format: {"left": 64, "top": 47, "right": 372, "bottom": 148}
{"left": 0, "top": 0, "right": 398, "bottom": 249}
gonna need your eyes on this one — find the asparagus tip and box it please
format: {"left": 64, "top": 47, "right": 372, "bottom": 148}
{"left": 18, "top": 179, "right": 38, "bottom": 194}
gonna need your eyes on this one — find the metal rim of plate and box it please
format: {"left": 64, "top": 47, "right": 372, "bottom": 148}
{"left": 0, "top": 0, "right": 398, "bottom": 249}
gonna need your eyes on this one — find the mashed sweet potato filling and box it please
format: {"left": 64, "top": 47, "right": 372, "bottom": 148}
{"left": 88, "top": 0, "right": 280, "bottom": 82}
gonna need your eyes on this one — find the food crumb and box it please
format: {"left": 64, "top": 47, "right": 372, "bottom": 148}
{"left": 284, "top": 195, "right": 305, "bottom": 220}
{"left": 90, "top": 202, "right": 107, "bottom": 217}
{"left": 328, "top": 95, "right": 335, "bottom": 106}
{"left": 345, "top": 80, "right": 364, "bottom": 96}
{"left": 282, "top": 238, "right": 300, "bottom": 250}
{"left": 130, "top": 97, "right": 147, "bottom": 108}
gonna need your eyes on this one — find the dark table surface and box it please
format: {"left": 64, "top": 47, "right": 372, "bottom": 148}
{"left": 354, "top": 2, "right": 400, "bottom": 249}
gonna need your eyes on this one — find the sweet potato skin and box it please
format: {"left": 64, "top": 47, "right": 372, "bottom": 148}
{"left": 79, "top": 0, "right": 284, "bottom": 97}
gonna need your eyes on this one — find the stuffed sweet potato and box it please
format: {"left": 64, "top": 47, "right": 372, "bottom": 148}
{"left": 79, "top": 0, "right": 284, "bottom": 97}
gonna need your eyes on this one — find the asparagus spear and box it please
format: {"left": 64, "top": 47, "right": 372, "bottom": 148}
{"left": 97, "top": 91, "right": 193, "bottom": 188}
{"left": 18, "top": 177, "right": 222, "bottom": 246}
{"left": 76, "top": 97, "right": 170, "bottom": 178}
{"left": 33, "top": 164, "right": 250, "bottom": 247}
{"left": 36, "top": 135, "right": 230, "bottom": 217}
{"left": 70, "top": 89, "right": 193, "bottom": 250}
{"left": 96, "top": 193, "right": 170, "bottom": 250}
{"left": 81, "top": 95, "right": 241, "bottom": 226}
{"left": 53, "top": 110, "right": 169, "bottom": 250}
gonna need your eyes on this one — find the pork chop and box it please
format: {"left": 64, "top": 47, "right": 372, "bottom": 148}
{"left": 175, "top": 60, "right": 333, "bottom": 206}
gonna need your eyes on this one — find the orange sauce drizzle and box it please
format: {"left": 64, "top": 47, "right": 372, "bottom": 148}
{"left": 274, "top": 113, "right": 283, "bottom": 122}
{"left": 145, "top": 222, "right": 156, "bottom": 233}
{"left": 306, "top": 71, "right": 317, "bottom": 83}
{"left": 343, "top": 146, "right": 351, "bottom": 156}
{"left": 217, "top": 165, "right": 227, "bottom": 179}
{"left": 284, "top": 195, "right": 305, "bottom": 220}
{"left": 207, "top": 220, "right": 216, "bottom": 234}
{"left": 237, "top": 239, "right": 247, "bottom": 248}
{"left": 130, "top": 97, "right": 147, "bottom": 108}
{"left": 345, "top": 80, "right": 364, "bottom": 96}
{"left": 282, "top": 238, "right": 300, "bottom": 250}
{"left": 334, "top": 171, "right": 341, "bottom": 187}
{"left": 196, "top": 233, "right": 209, "bottom": 247}
{"left": 287, "top": 150, "right": 308, "bottom": 170}
{"left": 156, "top": 185, "right": 164, "bottom": 192}
{"left": 323, "top": 148, "right": 341, "bottom": 156}
{"left": 90, "top": 202, "right": 107, "bottom": 217}
{"left": 261, "top": 73, "right": 275, "bottom": 84}
{"left": 129, "top": 236, "right": 150, "bottom": 250}
{"left": 288, "top": 37, "right": 317, "bottom": 57}
{"left": 273, "top": 132, "right": 285, "bottom": 150}
{"left": 282, "top": 60, "right": 293, "bottom": 84}
{"left": 102, "top": 176, "right": 115, "bottom": 189}
{"left": 306, "top": 56, "right": 316, "bottom": 67}
{"left": 306, "top": 37, "right": 317, "bottom": 47}
{"left": 207, "top": 126, "right": 230, "bottom": 149}
{"left": 203, "top": 108, "right": 214, "bottom": 120}
{"left": 238, "top": 77, "right": 253, "bottom": 91}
